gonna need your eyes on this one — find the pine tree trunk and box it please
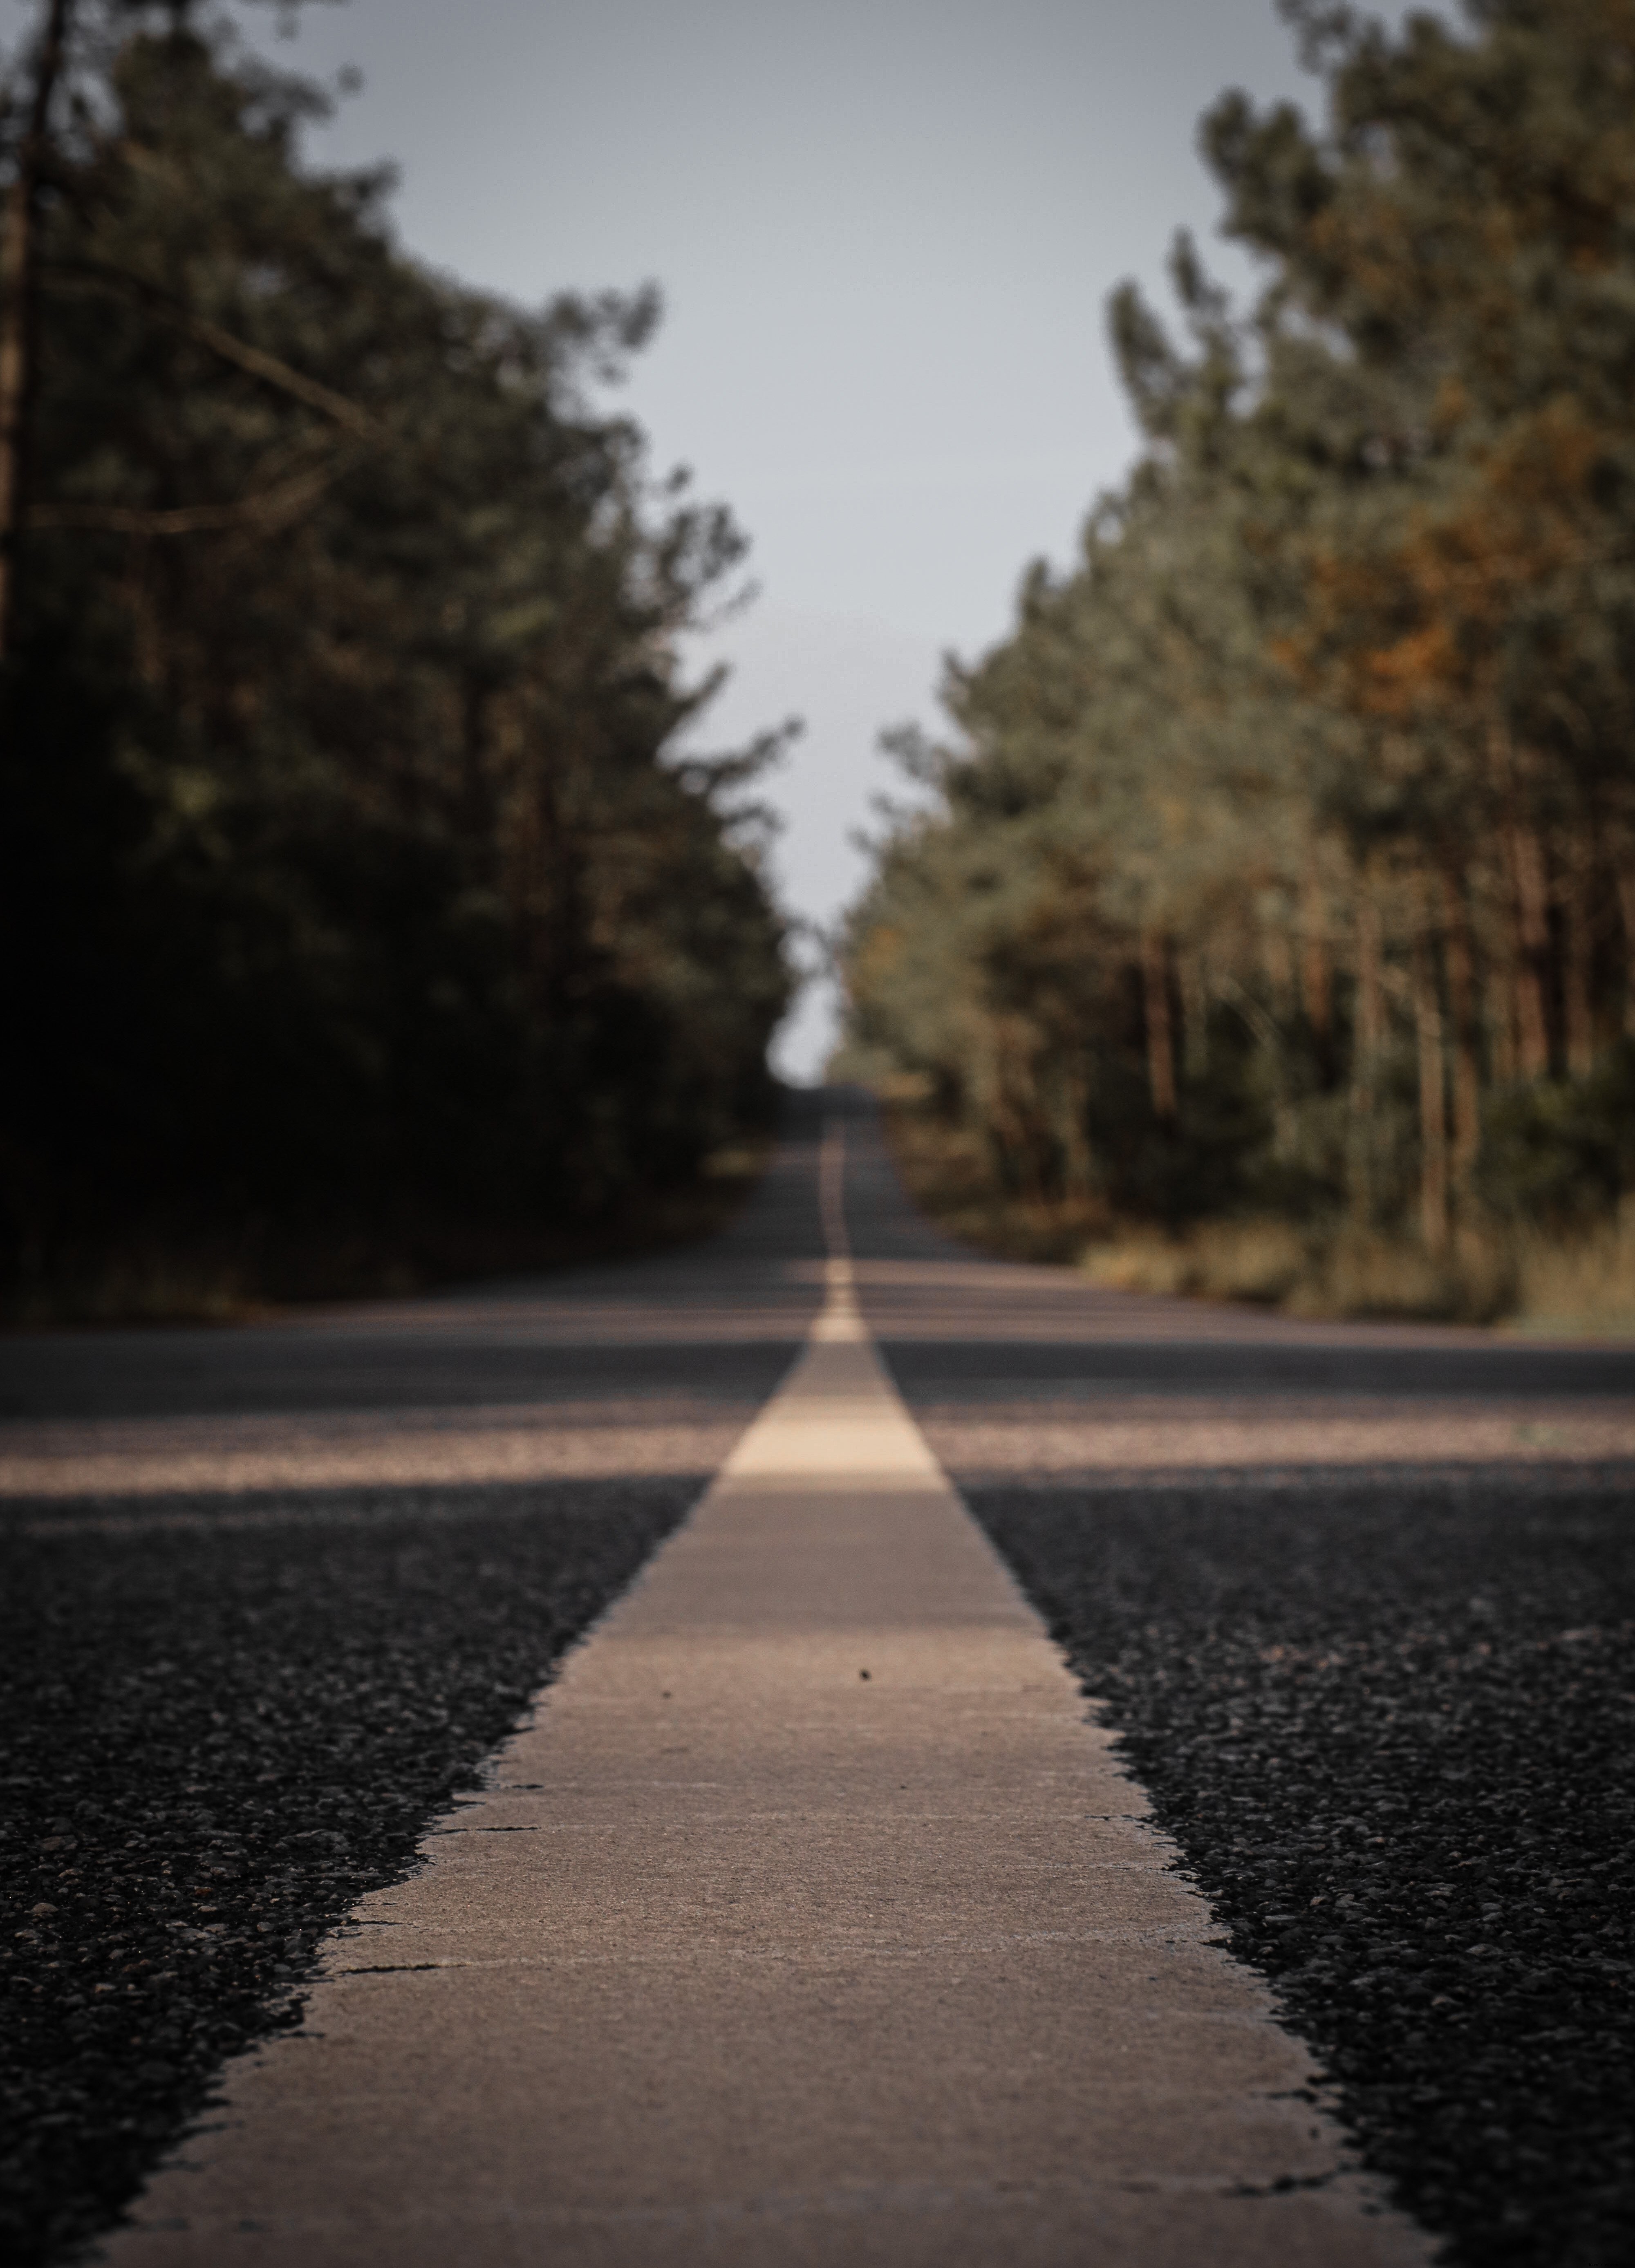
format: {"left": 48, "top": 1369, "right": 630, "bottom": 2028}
{"left": 0, "top": 0, "right": 72, "bottom": 663}
{"left": 1562, "top": 838, "right": 1596, "bottom": 1076}
{"left": 1141, "top": 926, "right": 1176, "bottom": 1124}
{"left": 1617, "top": 860, "right": 1635, "bottom": 1039}
{"left": 1262, "top": 926, "right": 1295, "bottom": 1019}
{"left": 1351, "top": 889, "right": 1386, "bottom": 1221}
{"left": 0, "top": 183, "right": 28, "bottom": 650}
{"left": 459, "top": 669, "right": 490, "bottom": 843}
{"left": 1506, "top": 819, "right": 1552, "bottom": 1079}
{"left": 1413, "top": 898, "right": 1449, "bottom": 1255}
{"left": 1301, "top": 858, "right": 1333, "bottom": 1083}
{"left": 1055, "top": 1066, "right": 1093, "bottom": 1200}
{"left": 1440, "top": 869, "right": 1482, "bottom": 1193}
{"left": 1178, "top": 947, "right": 1208, "bottom": 1079}
{"left": 1487, "top": 954, "right": 1517, "bottom": 1084}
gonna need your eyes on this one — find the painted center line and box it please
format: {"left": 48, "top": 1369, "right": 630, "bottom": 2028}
{"left": 107, "top": 1123, "right": 1429, "bottom": 2266}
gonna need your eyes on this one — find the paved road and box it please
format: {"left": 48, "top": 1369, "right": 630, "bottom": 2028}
{"left": 4, "top": 1093, "right": 1631, "bottom": 2268}
{"left": 830, "top": 1099, "right": 1635, "bottom": 2268}
{"left": 2, "top": 1123, "right": 828, "bottom": 2267}
{"left": 7, "top": 1088, "right": 1623, "bottom": 1487}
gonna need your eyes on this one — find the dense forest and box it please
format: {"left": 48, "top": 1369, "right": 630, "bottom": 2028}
{"left": 840, "top": 0, "right": 1635, "bottom": 1323}
{"left": 0, "top": 1, "right": 791, "bottom": 1317}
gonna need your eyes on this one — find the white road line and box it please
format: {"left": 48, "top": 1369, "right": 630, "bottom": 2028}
{"left": 103, "top": 1124, "right": 1431, "bottom": 2266}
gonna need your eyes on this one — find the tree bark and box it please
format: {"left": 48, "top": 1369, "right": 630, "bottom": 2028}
{"left": 0, "top": 0, "right": 72, "bottom": 662}
{"left": 1506, "top": 819, "right": 1553, "bottom": 1079}
{"left": 1055, "top": 1065, "right": 1093, "bottom": 1201}
{"left": 1617, "top": 860, "right": 1635, "bottom": 1039}
{"left": 1354, "top": 890, "right": 1386, "bottom": 1093}
{"left": 1487, "top": 954, "right": 1517, "bottom": 1084}
{"left": 1351, "top": 887, "right": 1386, "bottom": 1222}
{"left": 1413, "top": 896, "right": 1449, "bottom": 1255}
{"left": 1178, "top": 947, "right": 1208, "bottom": 1079}
{"left": 1440, "top": 868, "right": 1482, "bottom": 1193}
{"left": 1562, "top": 837, "right": 1596, "bottom": 1077}
{"left": 1301, "top": 858, "right": 1334, "bottom": 1084}
{"left": 1141, "top": 925, "right": 1176, "bottom": 1124}
{"left": 1262, "top": 925, "right": 1295, "bottom": 1017}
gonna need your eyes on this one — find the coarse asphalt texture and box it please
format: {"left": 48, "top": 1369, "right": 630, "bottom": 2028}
{"left": 0, "top": 1135, "right": 824, "bottom": 2267}
{"left": 837, "top": 1102, "right": 1635, "bottom": 2268}
{"left": 4, "top": 1089, "right": 1634, "bottom": 2268}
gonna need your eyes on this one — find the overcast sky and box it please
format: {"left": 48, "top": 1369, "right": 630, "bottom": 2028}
{"left": 224, "top": 0, "right": 1428, "bottom": 1077}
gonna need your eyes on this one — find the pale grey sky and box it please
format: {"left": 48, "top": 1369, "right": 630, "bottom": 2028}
{"left": 220, "top": 0, "right": 1426, "bottom": 1075}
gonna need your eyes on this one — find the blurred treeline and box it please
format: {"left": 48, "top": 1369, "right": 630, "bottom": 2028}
{"left": 840, "top": 0, "right": 1635, "bottom": 1321}
{"left": 0, "top": 4, "right": 791, "bottom": 1316}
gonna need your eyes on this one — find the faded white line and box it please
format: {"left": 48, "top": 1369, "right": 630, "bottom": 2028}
{"left": 106, "top": 1118, "right": 1432, "bottom": 2268}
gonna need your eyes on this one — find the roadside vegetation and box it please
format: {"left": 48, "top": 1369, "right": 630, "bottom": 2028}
{"left": 0, "top": 3, "right": 792, "bottom": 1321}
{"left": 839, "top": 1, "right": 1635, "bottom": 1333}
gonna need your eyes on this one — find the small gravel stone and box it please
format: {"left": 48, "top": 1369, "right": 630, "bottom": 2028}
{"left": 960, "top": 1462, "right": 1635, "bottom": 2268}
{"left": 0, "top": 1476, "right": 698, "bottom": 2267}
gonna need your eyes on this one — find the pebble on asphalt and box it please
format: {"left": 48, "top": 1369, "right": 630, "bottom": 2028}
{"left": 0, "top": 1476, "right": 699, "bottom": 2268}
{"left": 963, "top": 1462, "right": 1635, "bottom": 2268}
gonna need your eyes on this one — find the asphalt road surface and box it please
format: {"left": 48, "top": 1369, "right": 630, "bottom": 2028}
{"left": 3, "top": 1091, "right": 1632, "bottom": 2266}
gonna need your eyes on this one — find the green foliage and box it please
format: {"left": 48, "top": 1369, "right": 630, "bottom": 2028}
{"left": 841, "top": 0, "right": 1635, "bottom": 1288}
{"left": 0, "top": 7, "right": 791, "bottom": 1303}
{"left": 1478, "top": 1043, "right": 1635, "bottom": 1227}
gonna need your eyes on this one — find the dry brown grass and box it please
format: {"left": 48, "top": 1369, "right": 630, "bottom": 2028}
{"left": 880, "top": 1102, "right": 1110, "bottom": 1264}
{"left": 1080, "top": 1211, "right": 1635, "bottom": 1333}
{"left": 882, "top": 1102, "right": 1635, "bottom": 1335}
{"left": 1080, "top": 1219, "right": 1513, "bottom": 1325}
{"left": 1507, "top": 1200, "right": 1635, "bottom": 1338}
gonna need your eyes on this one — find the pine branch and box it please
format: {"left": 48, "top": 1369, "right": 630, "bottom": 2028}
{"left": 27, "top": 455, "right": 350, "bottom": 537}
{"left": 40, "top": 257, "right": 389, "bottom": 443}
